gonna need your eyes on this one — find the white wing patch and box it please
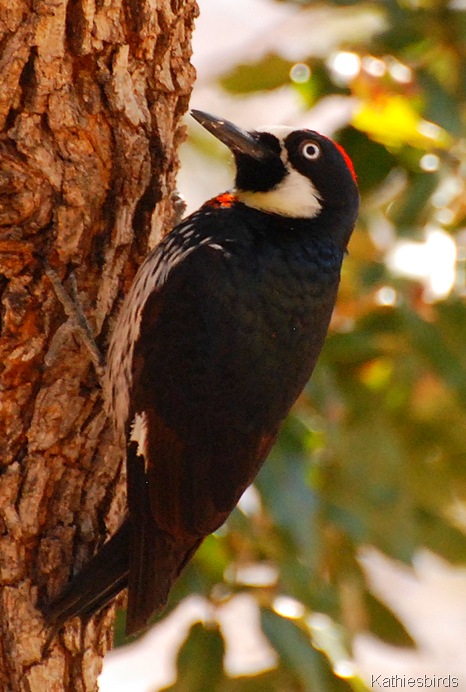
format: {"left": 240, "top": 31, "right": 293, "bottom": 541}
{"left": 105, "top": 223, "right": 194, "bottom": 433}
{"left": 130, "top": 411, "right": 149, "bottom": 459}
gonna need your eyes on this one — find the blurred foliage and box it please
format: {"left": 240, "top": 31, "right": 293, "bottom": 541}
{"left": 116, "top": 0, "right": 466, "bottom": 689}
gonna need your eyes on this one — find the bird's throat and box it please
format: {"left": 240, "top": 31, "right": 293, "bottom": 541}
{"left": 236, "top": 168, "right": 322, "bottom": 219}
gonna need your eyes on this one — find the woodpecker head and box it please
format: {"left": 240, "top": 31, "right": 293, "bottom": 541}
{"left": 191, "top": 109, "right": 359, "bottom": 226}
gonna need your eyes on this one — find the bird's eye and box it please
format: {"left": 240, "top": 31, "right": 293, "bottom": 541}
{"left": 301, "top": 141, "right": 321, "bottom": 160}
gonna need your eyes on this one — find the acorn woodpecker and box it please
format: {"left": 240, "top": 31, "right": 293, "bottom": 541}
{"left": 46, "top": 110, "right": 359, "bottom": 636}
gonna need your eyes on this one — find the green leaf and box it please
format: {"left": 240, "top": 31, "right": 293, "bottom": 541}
{"left": 163, "top": 622, "right": 226, "bottom": 692}
{"left": 220, "top": 55, "right": 293, "bottom": 94}
{"left": 388, "top": 172, "right": 439, "bottom": 236}
{"left": 261, "top": 609, "right": 344, "bottom": 692}
{"left": 403, "top": 309, "right": 466, "bottom": 408}
{"left": 418, "top": 70, "right": 463, "bottom": 137}
{"left": 337, "top": 129, "right": 398, "bottom": 194}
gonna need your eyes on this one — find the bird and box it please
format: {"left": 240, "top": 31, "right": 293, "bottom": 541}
{"left": 45, "top": 109, "right": 359, "bottom": 636}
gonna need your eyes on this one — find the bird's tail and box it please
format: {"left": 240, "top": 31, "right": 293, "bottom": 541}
{"left": 125, "top": 521, "right": 201, "bottom": 635}
{"left": 123, "top": 444, "right": 203, "bottom": 635}
{"left": 44, "top": 519, "right": 131, "bottom": 631}
{"left": 45, "top": 452, "right": 202, "bottom": 636}
{"left": 44, "top": 515, "right": 201, "bottom": 637}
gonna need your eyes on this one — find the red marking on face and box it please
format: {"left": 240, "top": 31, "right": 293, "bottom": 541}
{"left": 334, "top": 142, "right": 357, "bottom": 182}
{"left": 205, "top": 192, "right": 237, "bottom": 209}
{"left": 321, "top": 134, "right": 357, "bottom": 182}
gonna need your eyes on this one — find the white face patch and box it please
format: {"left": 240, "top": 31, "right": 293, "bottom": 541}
{"left": 236, "top": 127, "right": 323, "bottom": 219}
{"left": 237, "top": 170, "right": 322, "bottom": 219}
{"left": 130, "top": 411, "right": 149, "bottom": 459}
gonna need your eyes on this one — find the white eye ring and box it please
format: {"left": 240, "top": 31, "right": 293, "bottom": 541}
{"left": 301, "top": 142, "right": 321, "bottom": 160}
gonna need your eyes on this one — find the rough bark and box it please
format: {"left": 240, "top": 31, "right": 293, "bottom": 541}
{"left": 0, "top": 1, "right": 197, "bottom": 689}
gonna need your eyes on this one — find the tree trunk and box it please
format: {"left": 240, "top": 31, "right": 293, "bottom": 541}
{"left": 0, "top": 1, "right": 197, "bottom": 689}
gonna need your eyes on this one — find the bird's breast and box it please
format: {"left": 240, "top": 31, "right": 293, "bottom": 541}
{"left": 145, "top": 225, "right": 342, "bottom": 438}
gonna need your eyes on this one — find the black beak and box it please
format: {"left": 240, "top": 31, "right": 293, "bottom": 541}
{"left": 191, "top": 110, "right": 270, "bottom": 160}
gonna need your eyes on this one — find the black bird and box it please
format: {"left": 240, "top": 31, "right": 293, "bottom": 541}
{"left": 46, "top": 110, "right": 359, "bottom": 636}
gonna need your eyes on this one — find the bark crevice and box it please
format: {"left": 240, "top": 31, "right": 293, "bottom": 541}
{"left": 0, "top": 1, "right": 198, "bottom": 689}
